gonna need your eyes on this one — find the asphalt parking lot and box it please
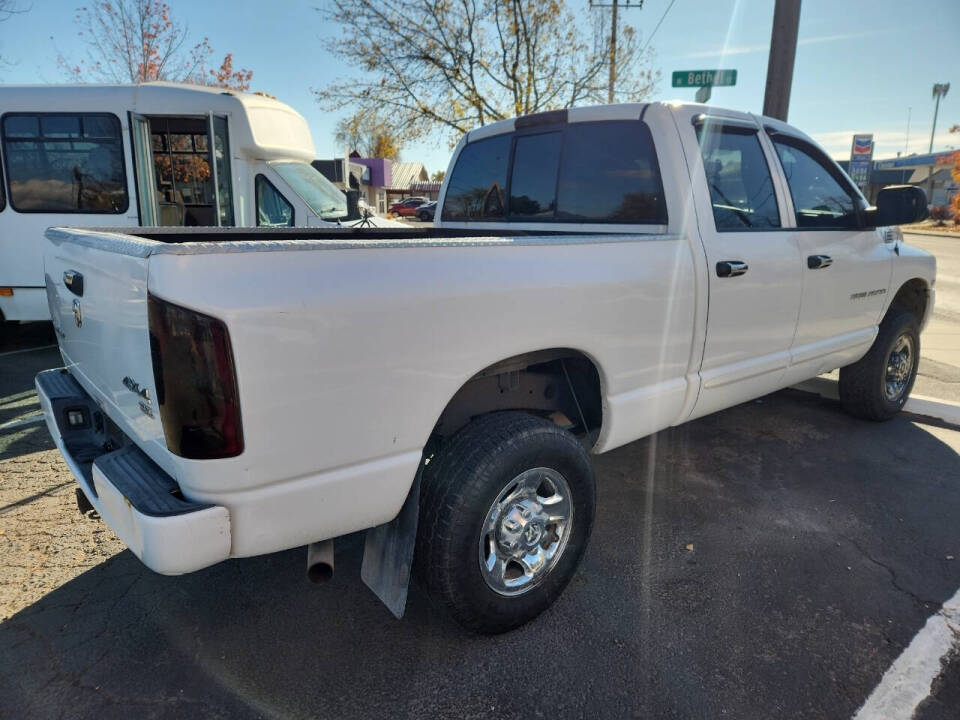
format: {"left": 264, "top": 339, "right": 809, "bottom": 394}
{"left": 1, "top": 325, "right": 959, "bottom": 719}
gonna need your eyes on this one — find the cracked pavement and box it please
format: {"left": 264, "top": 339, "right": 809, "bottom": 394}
{"left": 1, "top": 338, "right": 960, "bottom": 719}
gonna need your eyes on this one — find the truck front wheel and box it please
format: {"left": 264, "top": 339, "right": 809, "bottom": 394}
{"left": 839, "top": 308, "right": 920, "bottom": 421}
{"left": 416, "top": 412, "right": 596, "bottom": 633}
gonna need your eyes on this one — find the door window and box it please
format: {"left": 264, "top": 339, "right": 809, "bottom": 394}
{"left": 509, "top": 132, "right": 561, "bottom": 218}
{"left": 1, "top": 113, "right": 127, "bottom": 213}
{"left": 256, "top": 174, "right": 294, "bottom": 226}
{"left": 696, "top": 125, "right": 781, "bottom": 231}
{"left": 772, "top": 137, "right": 861, "bottom": 229}
{"left": 211, "top": 115, "right": 234, "bottom": 226}
{"left": 556, "top": 121, "right": 666, "bottom": 224}
{"left": 440, "top": 133, "right": 510, "bottom": 221}
{"left": 150, "top": 117, "right": 215, "bottom": 225}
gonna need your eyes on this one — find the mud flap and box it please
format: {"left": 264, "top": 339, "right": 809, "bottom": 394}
{"left": 361, "top": 464, "right": 421, "bottom": 619}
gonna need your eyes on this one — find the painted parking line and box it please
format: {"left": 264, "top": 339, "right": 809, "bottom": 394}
{"left": 0, "top": 344, "right": 57, "bottom": 358}
{"left": 0, "top": 414, "right": 45, "bottom": 432}
{"left": 853, "top": 586, "right": 960, "bottom": 719}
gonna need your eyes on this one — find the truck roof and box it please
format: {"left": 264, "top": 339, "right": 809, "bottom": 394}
{"left": 462, "top": 100, "right": 816, "bottom": 148}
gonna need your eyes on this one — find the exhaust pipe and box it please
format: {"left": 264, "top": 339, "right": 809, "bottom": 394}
{"left": 306, "top": 539, "right": 334, "bottom": 584}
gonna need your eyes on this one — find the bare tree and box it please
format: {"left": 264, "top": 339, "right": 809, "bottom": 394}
{"left": 335, "top": 111, "right": 403, "bottom": 159}
{"left": 58, "top": 0, "right": 253, "bottom": 90}
{"left": 315, "top": 0, "right": 659, "bottom": 145}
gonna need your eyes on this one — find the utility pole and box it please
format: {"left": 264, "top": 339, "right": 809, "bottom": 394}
{"left": 590, "top": 0, "right": 643, "bottom": 104}
{"left": 762, "top": 0, "right": 801, "bottom": 121}
{"left": 905, "top": 106, "right": 911, "bottom": 156}
{"left": 928, "top": 83, "right": 950, "bottom": 201}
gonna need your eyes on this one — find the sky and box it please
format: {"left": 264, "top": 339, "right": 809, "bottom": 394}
{"left": 0, "top": 0, "right": 956, "bottom": 175}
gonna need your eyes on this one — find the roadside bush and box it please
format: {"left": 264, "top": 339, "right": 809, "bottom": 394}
{"left": 929, "top": 205, "right": 951, "bottom": 226}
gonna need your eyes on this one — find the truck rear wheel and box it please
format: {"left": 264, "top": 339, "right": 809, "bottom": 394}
{"left": 416, "top": 411, "right": 596, "bottom": 633}
{"left": 839, "top": 308, "right": 920, "bottom": 421}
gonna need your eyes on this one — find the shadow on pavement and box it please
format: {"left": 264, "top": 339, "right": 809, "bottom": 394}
{"left": 0, "top": 322, "right": 55, "bottom": 355}
{"left": 2, "top": 390, "right": 960, "bottom": 719}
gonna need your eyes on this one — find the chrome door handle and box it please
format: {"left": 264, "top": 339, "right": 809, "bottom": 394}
{"left": 716, "top": 260, "right": 748, "bottom": 278}
{"left": 807, "top": 255, "right": 833, "bottom": 270}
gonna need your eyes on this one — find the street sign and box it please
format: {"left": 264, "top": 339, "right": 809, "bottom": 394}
{"left": 695, "top": 86, "right": 712, "bottom": 103}
{"left": 672, "top": 69, "right": 737, "bottom": 88}
{"left": 848, "top": 134, "right": 874, "bottom": 191}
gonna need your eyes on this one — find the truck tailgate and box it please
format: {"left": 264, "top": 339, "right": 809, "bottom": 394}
{"left": 44, "top": 240, "right": 163, "bottom": 445}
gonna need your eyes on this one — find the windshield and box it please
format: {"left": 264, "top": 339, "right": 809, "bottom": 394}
{"left": 272, "top": 161, "right": 348, "bottom": 220}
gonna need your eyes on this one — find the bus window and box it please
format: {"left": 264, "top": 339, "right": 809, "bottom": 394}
{"left": 1, "top": 112, "right": 127, "bottom": 213}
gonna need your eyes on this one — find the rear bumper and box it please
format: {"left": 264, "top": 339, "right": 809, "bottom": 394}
{"left": 36, "top": 368, "right": 231, "bottom": 575}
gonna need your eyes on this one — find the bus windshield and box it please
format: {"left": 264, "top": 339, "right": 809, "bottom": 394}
{"left": 272, "top": 161, "right": 348, "bottom": 220}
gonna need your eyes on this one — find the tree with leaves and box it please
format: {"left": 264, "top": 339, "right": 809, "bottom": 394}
{"left": 316, "top": 0, "right": 658, "bottom": 146}
{"left": 58, "top": 0, "right": 253, "bottom": 91}
{"left": 335, "top": 111, "right": 403, "bottom": 160}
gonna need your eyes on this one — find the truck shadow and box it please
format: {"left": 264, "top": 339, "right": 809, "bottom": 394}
{"left": 2, "top": 390, "right": 960, "bottom": 719}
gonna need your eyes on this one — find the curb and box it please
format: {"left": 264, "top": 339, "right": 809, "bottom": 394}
{"left": 791, "top": 377, "right": 960, "bottom": 429}
{"left": 902, "top": 228, "right": 960, "bottom": 239}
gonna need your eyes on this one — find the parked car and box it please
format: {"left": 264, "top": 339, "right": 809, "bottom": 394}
{"left": 37, "top": 102, "right": 932, "bottom": 635}
{"left": 389, "top": 197, "right": 427, "bottom": 216}
{"left": 0, "top": 83, "right": 403, "bottom": 326}
{"left": 416, "top": 201, "right": 437, "bottom": 221}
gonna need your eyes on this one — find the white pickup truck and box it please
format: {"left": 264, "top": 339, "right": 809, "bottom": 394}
{"left": 37, "top": 102, "right": 933, "bottom": 633}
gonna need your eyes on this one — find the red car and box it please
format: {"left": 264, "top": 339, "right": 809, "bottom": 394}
{"left": 388, "top": 197, "right": 427, "bottom": 216}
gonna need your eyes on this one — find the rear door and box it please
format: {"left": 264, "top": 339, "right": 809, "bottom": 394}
{"left": 766, "top": 132, "right": 893, "bottom": 380}
{"left": 44, "top": 237, "right": 162, "bottom": 445}
{"left": 672, "top": 109, "right": 803, "bottom": 419}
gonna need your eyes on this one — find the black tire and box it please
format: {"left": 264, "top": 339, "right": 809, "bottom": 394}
{"left": 416, "top": 411, "right": 596, "bottom": 634}
{"left": 418, "top": 211, "right": 428, "bottom": 221}
{"left": 839, "top": 308, "right": 920, "bottom": 421}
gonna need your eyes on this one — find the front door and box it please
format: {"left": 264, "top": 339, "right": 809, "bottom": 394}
{"left": 673, "top": 109, "right": 803, "bottom": 420}
{"left": 767, "top": 133, "right": 893, "bottom": 382}
{"left": 129, "top": 113, "right": 159, "bottom": 226}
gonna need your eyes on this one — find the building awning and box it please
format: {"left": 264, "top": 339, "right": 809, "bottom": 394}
{"left": 909, "top": 166, "right": 951, "bottom": 184}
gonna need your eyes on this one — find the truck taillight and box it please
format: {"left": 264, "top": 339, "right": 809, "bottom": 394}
{"left": 148, "top": 294, "right": 244, "bottom": 459}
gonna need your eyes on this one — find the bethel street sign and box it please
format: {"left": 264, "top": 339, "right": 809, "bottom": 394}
{"left": 672, "top": 69, "right": 738, "bottom": 88}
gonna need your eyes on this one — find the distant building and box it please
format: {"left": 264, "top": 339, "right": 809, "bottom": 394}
{"left": 314, "top": 156, "right": 444, "bottom": 213}
{"left": 313, "top": 154, "right": 391, "bottom": 214}
{"left": 838, "top": 150, "right": 958, "bottom": 206}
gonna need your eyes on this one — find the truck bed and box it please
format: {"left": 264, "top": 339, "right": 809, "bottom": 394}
{"left": 72, "top": 225, "right": 562, "bottom": 243}
{"left": 42, "top": 223, "right": 697, "bottom": 564}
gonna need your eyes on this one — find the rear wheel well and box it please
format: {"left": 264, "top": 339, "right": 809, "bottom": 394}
{"left": 889, "top": 279, "right": 929, "bottom": 323}
{"left": 432, "top": 349, "right": 603, "bottom": 445}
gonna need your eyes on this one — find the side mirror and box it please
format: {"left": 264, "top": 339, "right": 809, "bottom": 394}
{"left": 872, "top": 185, "right": 928, "bottom": 226}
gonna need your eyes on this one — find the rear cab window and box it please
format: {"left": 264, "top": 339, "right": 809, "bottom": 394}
{"left": 442, "top": 119, "right": 667, "bottom": 226}
{"left": 441, "top": 134, "right": 510, "bottom": 221}
{"left": 1, "top": 112, "right": 128, "bottom": 213}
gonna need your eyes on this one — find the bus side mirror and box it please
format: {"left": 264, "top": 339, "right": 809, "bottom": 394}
{"left": 872, "top": 185, "right": 928, "bottom": 227}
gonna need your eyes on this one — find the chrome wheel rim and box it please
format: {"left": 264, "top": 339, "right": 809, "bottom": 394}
{"left": 884, "top": 333, "right": 914, "bottom": 402}
{"left": 478, "top": 467, "right": 573, "bottom": 597}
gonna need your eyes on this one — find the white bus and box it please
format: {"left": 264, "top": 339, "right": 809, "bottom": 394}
{"left": 0, "top": 82, "right": 398, "bottom": 324}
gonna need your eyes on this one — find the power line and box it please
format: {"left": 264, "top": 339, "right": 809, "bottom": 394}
{"left": 640, "top": 0, "right": 677, "bottom": 53}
